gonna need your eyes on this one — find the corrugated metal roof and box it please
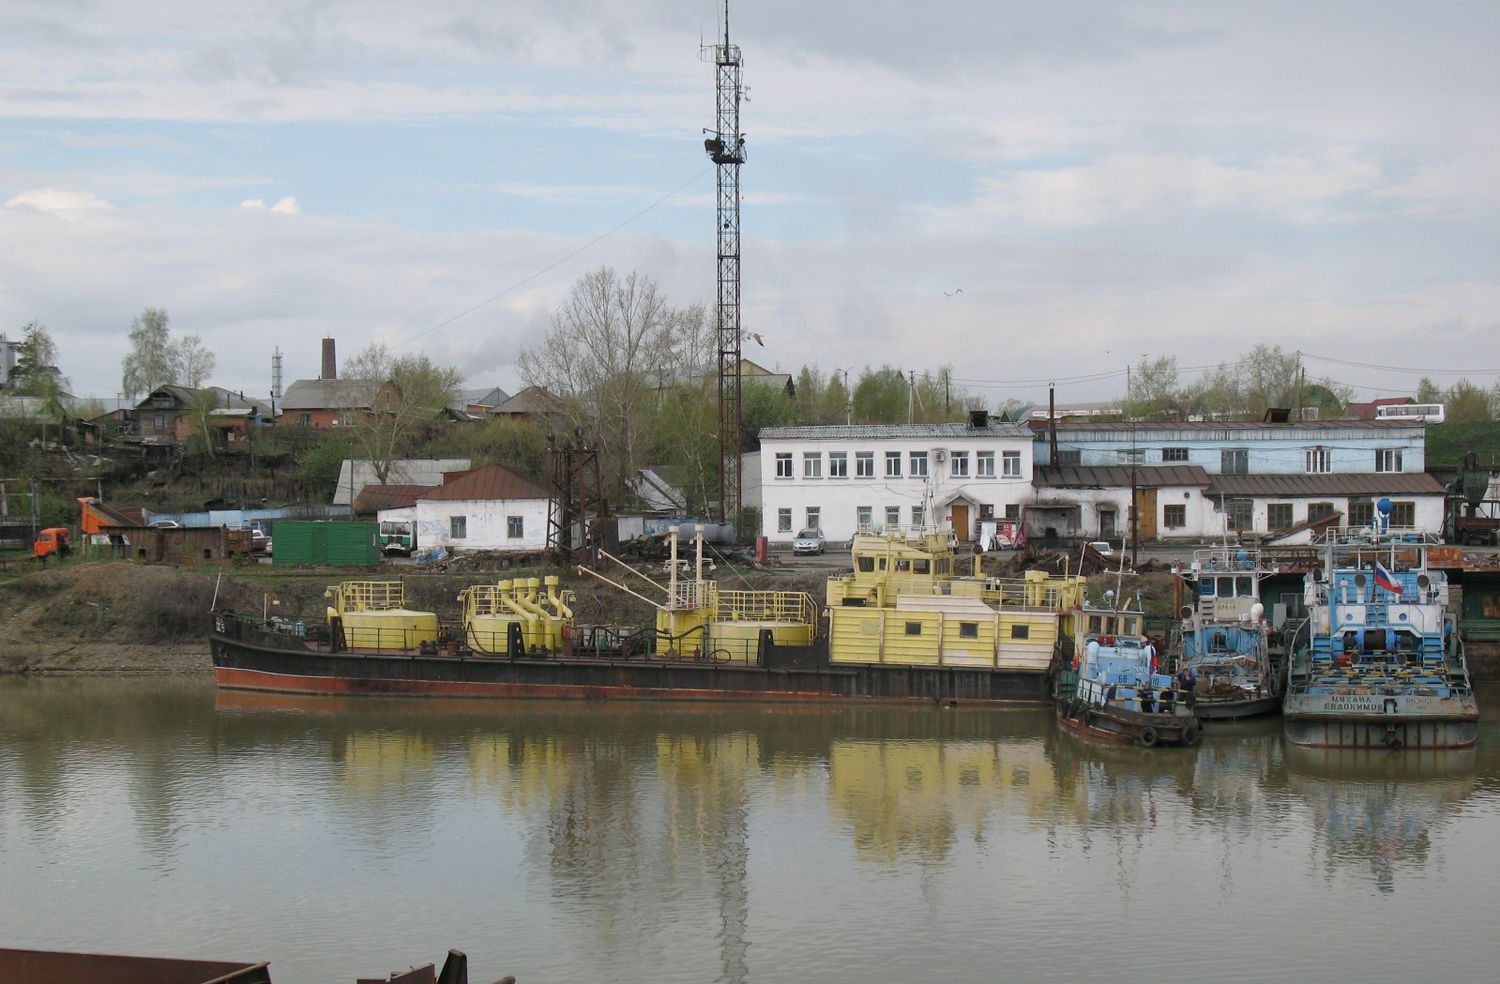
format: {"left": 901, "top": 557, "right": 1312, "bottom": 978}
{"left": 1207, "top": 473, "right": 1446, "bottom": 497}
{"left": 760, "top": 421, "right": 1031, "bottom": 441}
{"left": 418, "top": 463, "right": 551, "bottom": 502}
{"left": 354, "top": 484, "right": 437, "bottom": 512}
{"left": 492, "top": 385, "right": 563, "bottom": 415}
{"left": 1034, "top": 464, "right": 1211, "bottom": 488}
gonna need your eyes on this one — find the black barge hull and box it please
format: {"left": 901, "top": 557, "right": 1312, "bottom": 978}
{"left": 210, "top": 629, "right": 1053, "bottom": 705}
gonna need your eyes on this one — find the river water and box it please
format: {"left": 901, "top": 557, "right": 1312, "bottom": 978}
{"left": 3, "top": 678, "right": 1500, "bottom": 984}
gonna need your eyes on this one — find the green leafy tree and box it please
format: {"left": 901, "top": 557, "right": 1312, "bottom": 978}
{"left": 1417, "top": 377, "right": 1443, "bottom": 403}
{"left": 294, "top": 433, "right": 354, "bottom": 500}
{"left": 181, "top": 388, "right": 221, "bottom": 457}
{"left": 10, "top": 321, "right": 69, "bottom": 399}
{"left": 460, "top": 416, "right": 550, "bottom": 483}
{"left": 741, "top": 379, "right": 796, "bottom": 450}
{"left": 1446, "top": 379, "right": 1493, "bottom": 423}
{"left": 342, "top": 343, "right": 464, "bottom": 485}
{"left": 121, "top": 307, "right": 177, "bottom": 400}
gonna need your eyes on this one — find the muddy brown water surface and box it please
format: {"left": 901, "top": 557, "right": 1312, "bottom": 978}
{"left": 4, "top": 678, "right": 1500, "bottom": 983}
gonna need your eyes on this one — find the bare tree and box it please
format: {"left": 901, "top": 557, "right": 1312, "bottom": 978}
{"left": 177, "top": 334, "right": 216, "bottom": 388}
{"left": 518, "top": 268, "right": 684, "bottom": 497}
{"left": 342, "top": 342, "right": 464, "bottom": 484}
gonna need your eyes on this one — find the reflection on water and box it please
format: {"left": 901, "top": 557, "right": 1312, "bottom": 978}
{"left": 2, "top": 679, "right": 1500, "bottom": 982}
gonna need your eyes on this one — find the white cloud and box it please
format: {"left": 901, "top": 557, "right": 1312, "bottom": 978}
{"left": 240, "top": 196, "right": 301, "bottom": 214}
{"left": 4, "top": 188, "right": 113, "bottom": 215}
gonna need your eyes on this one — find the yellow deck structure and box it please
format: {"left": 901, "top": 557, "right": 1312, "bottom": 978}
{"left": 326, "top": 580, "right": 440, "bottom": 650}
{"left": 458, "top": 576, "right": 575, "bottom": 654}
{"left": 827, "top": 527, "right": 1083, "bottom": 670}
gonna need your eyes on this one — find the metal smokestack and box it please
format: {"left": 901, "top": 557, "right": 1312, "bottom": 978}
{"left": 321, "top": 338, "right": 337, "bottom": 380}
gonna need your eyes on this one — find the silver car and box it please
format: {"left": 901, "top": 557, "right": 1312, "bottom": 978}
{"left": 792, "top": 528, "right": 826, "bottom": 555}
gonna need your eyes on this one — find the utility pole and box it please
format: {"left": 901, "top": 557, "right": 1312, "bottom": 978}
{"left": 907, "top": 371, "right": 915, "bottom": 425}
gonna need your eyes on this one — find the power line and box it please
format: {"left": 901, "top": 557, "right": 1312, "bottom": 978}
{"left": 391, "top": 166, "right": 713, "bottom": 351}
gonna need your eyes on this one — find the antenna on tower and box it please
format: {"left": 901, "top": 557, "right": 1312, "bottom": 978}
{"left": 704, "top": 0, "right": 746, "bottom": 525}
{"left": 271, "top": 347, "right": 283, "bottom": 401}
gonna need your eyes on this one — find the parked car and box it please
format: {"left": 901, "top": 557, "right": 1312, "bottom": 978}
{"left": 792, "top": 528, "right": 826, "bottom": 556}
{"left": 263, "top": 537, "right": 272, "bottom": 557}
{"left": 149, "top": 519, "right": 182, "bottom": 529}
{"left": 249, "top": 528, "right": 268, "bottom": 552}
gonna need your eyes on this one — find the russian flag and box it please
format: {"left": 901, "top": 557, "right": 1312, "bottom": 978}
{"left": 1374, "top": 562, "right": 1400, "bottom": 594}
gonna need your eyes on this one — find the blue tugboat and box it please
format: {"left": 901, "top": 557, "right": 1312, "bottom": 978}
{"left": 1056, "top": 594, "right": 1199, "bottom": 748}
{"left": 1283, "top": 503, "right": 1478, "bottom": 749}
{"left": 1175, "top": 547, "right": 1280, "bottom": 719}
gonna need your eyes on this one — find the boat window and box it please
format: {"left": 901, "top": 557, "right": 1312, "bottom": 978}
{"left": 1123, "top": 618, "right": 1137, "bottom": 635}
{"left": 959, "top": 622, "right": 979, "bottom": 639}
{"left": 935, "top": 559, "right": 949, "bottom": 576}
{"left": 1199, "top": 579, "right": 1214, "bottom": 597}
{"left": 1089, "top": 616, "right": 1102, "bottom": 634}
{"left": 894, "top": 559, "right": 911, "bottom": 572}
{"left": 905, "top": 622, "right": 923, "bottom": 636}
{"left": 1105, "top": 617, "right": 1118, "bottom": 634}
{"left": 1236, "top": 576, "right": 1253, "bottom": 597}
{"left": 1011, "top": 624, "right": 1030, "bottom": 639}
{"left": 1216, "top": 577, "right": 1234, "bottom": 597}
{"left": 878, "top": 558, "right": 887, "bottom": 570}
{"left": 914, "top": 559, "right": 931, "bottom": 574}
{"left": 857, "top": 557, "right": 874, "bottom": 572}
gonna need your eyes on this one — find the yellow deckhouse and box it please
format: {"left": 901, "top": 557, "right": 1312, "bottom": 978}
{"left": 827, "top": 526, "right": 1083, "bottom": 671}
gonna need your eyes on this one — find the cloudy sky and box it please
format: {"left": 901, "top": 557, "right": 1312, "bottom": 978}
{"left": 3, "top": 0, "right": 1498, "bottom": 407}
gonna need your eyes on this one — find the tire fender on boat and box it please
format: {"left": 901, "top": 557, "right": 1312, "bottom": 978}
{"left": 1180, "top": 726, "right": 1197, "bottom": 747}
{"left": 1139, "top": 726, "right": 1159, "bottom": 748}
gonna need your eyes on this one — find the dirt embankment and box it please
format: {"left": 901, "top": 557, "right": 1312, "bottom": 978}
{"left": 0, "top": 559, "right": 835, "bottom": 676}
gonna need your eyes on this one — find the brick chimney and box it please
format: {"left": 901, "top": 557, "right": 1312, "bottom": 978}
{"left": 321, "top": 337, "right": 337, "bottom": 380}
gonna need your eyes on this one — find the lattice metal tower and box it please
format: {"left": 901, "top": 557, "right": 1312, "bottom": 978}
{"left": 704, "top": 1, "right": 746, "bottom": 524}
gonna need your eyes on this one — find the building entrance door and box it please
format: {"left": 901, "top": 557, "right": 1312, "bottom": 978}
{"left": 950, "top": 503, "right": 970, "bottom": 542}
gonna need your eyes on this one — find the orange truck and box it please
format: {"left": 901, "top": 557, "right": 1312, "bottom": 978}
{"left": 33, "top": 527, "right": 72, "bottom": 561}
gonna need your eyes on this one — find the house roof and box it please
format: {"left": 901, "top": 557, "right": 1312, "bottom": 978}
{"left": 354, "top": 484, "right": 437, "bottom": 513}
{"left": 206, "top": 387, "right": 273, "bottom": 417}
{"left": 417, "top": 463, "right": 552, "bottom": 502}
{"left": 760, "top": 421, "right": 1031, "bottom": 441}
{"left": 492, "top": 385, "right": 562, "bottom": 415}
{"left": 133, "top": 385, "right": 200, "bottom": 410}
{"left": 280, "top": 378, "right": 378, "bottom": 411}
{"left": 1206, "top": 473, "right": 1446, "bottom": 498}
{"left": 1034, "top": 465, "right": 1212, "bottom": 488}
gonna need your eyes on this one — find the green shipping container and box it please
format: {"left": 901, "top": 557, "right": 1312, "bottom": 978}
{"left": 272, "top": 521, "right": 381, "bottom": 566}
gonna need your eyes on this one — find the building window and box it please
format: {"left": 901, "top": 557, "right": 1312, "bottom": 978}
{"left": 803, "top": 453, "right": 822, "bottom": 479}
{"left": 450, "top": 516, "right": 467, "bottom": 539}
{"left": 885, "top": 451, "right": 902, "bottom": 477}
{"left": 886, "top": 506, "right": 901, "bottom": 527}
{"left": 1348, "top": 500, "right": 1374, "bottom": 527}
{"left": 775, "top": 453, "right": 792, "bottom": 478}
{"left": 959, "top": 622, "right": 979, "bottom": 639}
{"left": 829, "top": 451, "right": 848, "bottom": 478}
{"left": 298, "top": 412, "right": 311, "bottom": 426}
{"left": 912, "top": 506, "right": 925, "bottom": 526}
{"left": 855, "top": 451, "right": 874, "bottom": 478}
{"left": 1305, "top": 447, "right": 1331, "bottom": 474}
{"left": 1057, "top": 450, "right": 1081, "bottom": 465}
{"left": 976, "top": 451, "right": 995, "bottom": 477}
{"left": 1116, "top": 448, "right": 1145, "bottom": 464}
{"left": 1390, "top": 501, "right": 1415, "bottom": 526}
{"left": 1221, "top": 449, "right": 1249, "bottom": 474}
{"left": 905, "top": 622, "right": 922, "bottom": 636}
{"left": 153, "top": 412, "right": 166, "bottom": 431}
{"left": 1162, "top": 447, "right": 1189, "bottom": 462}
{"left": 778, "top": 508, "right": 792, "bottom": 533}
{"left": 1005, "top": 504, "right": 1020, "bottom": 520}
{"left": 1001, "top": 451, "right": 1022, "bottom": 478}
{"left": 1307, "top": 502, "right": 1335, "bottom": 523}
{"left": 979, "top": 503, "right": 994, "bottom": 520}
{"left": 910, "top": 451, "right": 928, "bottom": 477}
{"left": 1010, "top": 624, "right": 1030, "bottom": 639}
{"left": 1225, "top": 499, "right": 1252, "bottom": 531}
{"left": 1164, "top": 504, "right": 1186, "bottom": 528}
{"left": 1268, "top": 503, "right": 1293, "bottom": 530}
{"left": 950, "top": 451, "right": 970, "bottom": 478}
{"left": 806, "top": 506, "right": 821, "bottom": 530}
{"left": 506, "top": 516, "right": 524, "bottom": 539}
{"left": 1376, "top": 448, "right": 1403, "bottom": 473}
{"left": 856, "top": 505, "right": 872, "bottom": 529}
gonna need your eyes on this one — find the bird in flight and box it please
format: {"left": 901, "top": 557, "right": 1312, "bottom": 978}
{"left": 943, "top": 289, "right": 963, "bottom": 297}
{"left": 747, "top": 332, "right": 765, "bottom": 346}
